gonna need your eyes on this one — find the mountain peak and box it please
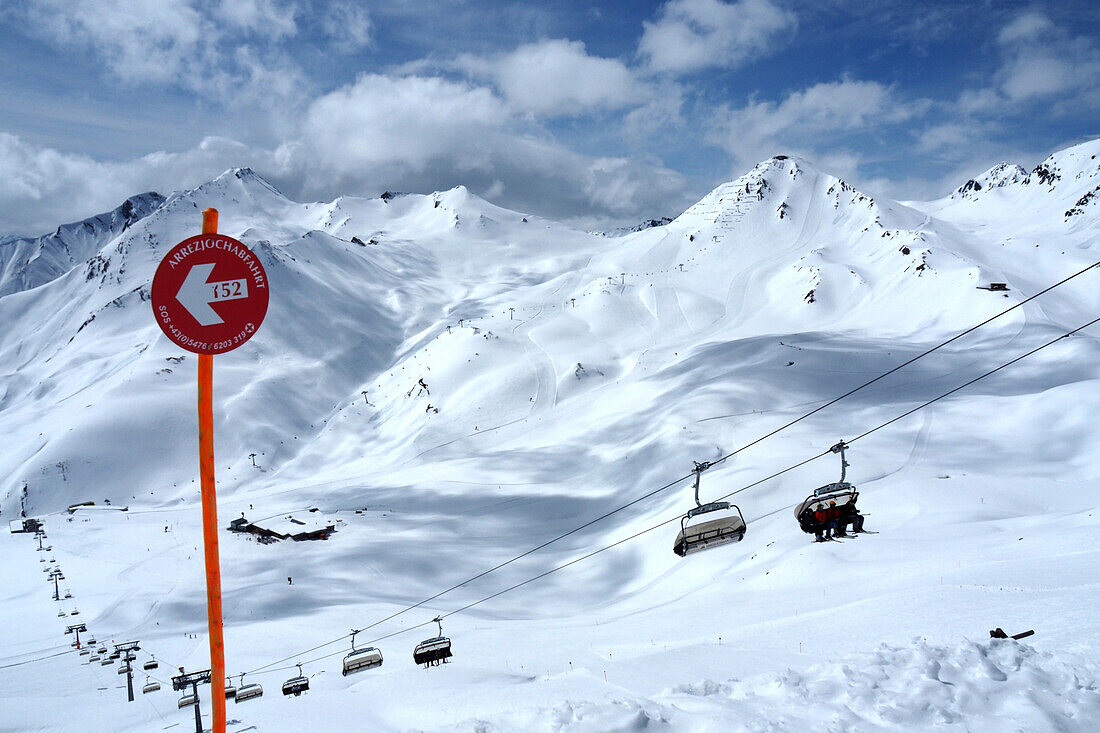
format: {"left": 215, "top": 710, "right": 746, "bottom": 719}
{"left": 953, "top": 162, "right": 1029, "bottom": 199}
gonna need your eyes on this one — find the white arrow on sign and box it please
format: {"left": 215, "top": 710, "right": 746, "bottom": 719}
{"left": 176, "top": 263, "right": 249, "bottom": 326}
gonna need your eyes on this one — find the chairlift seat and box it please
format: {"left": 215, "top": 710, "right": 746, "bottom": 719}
{"left": 89, "top": 655, "right": 100, "bottom": 662}
{"left": 100, "top": 658, "right": 113, "bottom": 666}
{"left": 143, "top": 660, "right": 158, "bottom": 671}
{"left": 794, "top": 485, "right": 859, "bottom": 535}
{"left": 674, "top": 504, "right": 746, "bottom": 557}
{"left": 225, "top": 683, "right": 237, "bottom": 699}
{"left": 79, "top": 649, "right": 90, "bottom": 655}
{"left": 281, "top": 675, "right": 309, "bottom": 696}
{"left": 413, "top": 637, "right": 453, "bottom": 666}
{"left": 342, "top": 646, "right": 383, "bottom": 675}
{"left": 143, "top": 682, "right": 160, "bottom": 694}
{"left": 178, "top": 694, "right": 197, "bottom": 709}
{"left": 118, "top": 666, "right": 129, "bottom": 675}
{"left": 235, "top": 683, "right": 263, "bottom": 703}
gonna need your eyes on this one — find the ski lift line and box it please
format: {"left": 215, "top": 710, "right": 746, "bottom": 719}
{"left": 704, "top": 256, "right": 1100, "bottom": 471}
{"left": 845, "top": 312, "right": 1100, "bottom": 448}
{"left": 0, "top": 649, "right": 72, "bottom": 670}
{"left": 238, "top": 312, "right": 1100, "bottom": 680}
{"left": 243, "top": 473, "right": 695, "bottom": 676}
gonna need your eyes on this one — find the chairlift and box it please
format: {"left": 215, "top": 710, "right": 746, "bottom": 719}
{"left": 58, "top": 610, "right": 67, "bottom": 617}
{"left": 281, "top": 664, "right": 309, "bottom": 697}
{"left": 100, "top": 657, "right": 113, "bottom": 666}
{"left": 117, "top": 665, "right": 130, "bottom": 675}
{"left": 142, "top": 677, "right": 160, "bottom": 694}
{"left": 70, "top": 609, "right": 79, "bottom": 616}
{"left": 63, "top": 591, "right": 72, "bottom": 599}
{"left": 224, "top": 676, "right": 237, "bottom": 699}
{"left": 794, "top": 441, "right": 865, "bottom": 540}
{"left": 234, "top": 674, "right": 263, "bottom": 703}
{"left": 143, "top": 660, "right": 158, "bottom": 671}
{"left": 413, "top": 617, "right": 453, "bottom": 667}
{"left": 96, "top": 647, "right": 107, "bottom": 655}
{"left": 89, "top": 655, "right": 100, "bottom": 662}
{"left": 673, "top": 461, "right": 746, "bottom": 557}
{"left": 178, "top": 693, "right": 197, "bottom": 709}
{"left": 86, "top": 638, "right": 96, "bottom": 645}
{"left": 79, "top": 649, "right": 90, "bottom": 656}
{"left": 342, "top": 630, "right": 383, "bottom": 676}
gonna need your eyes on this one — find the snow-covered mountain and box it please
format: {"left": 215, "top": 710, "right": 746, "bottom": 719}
{"left": 2, "top": 141, "right": 1099, "bottom": 731}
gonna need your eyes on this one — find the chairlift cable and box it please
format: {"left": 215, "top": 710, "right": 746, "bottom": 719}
{"left": 238, "top": 310, "right": 1100, "bottom": 679}
{"left": 704, "top": 256, "right": 1100, "bottom": 470}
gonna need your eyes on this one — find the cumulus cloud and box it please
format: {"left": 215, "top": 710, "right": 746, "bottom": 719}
{"left": 319, "top": 1, "right": 372, "bottom": 52}
{"left": 638, "top": 0, "right": 797, "bottom": 74}
{"left": 453, "top": 39, "right": 648, "bottom": 117}
{"left": 957, "top": 11, "right": 1100, "bottom": 113}
{"left": 709, "top": 78, "right": 921, "bottom": 170}
{"left": 10, "top": 0, "right": 307, "bottom": 104}
{"left": 0, "top": 74, "right": 693, "bottom": 234}
{"left": 0, "top": 134, "right": 278, "bottom": 234}
{"left": 285, "top": 74, "right": 690, "bottom": 221}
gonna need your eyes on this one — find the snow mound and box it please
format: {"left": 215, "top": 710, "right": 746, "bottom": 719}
{"left": 450, "top": 639, "right": 1100, "bottom": 732}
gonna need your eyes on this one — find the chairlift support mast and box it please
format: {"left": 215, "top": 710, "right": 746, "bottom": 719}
{"left": 172, "top": 668, "right": 211, "bottom": 733}
{"left": 65, "top": 623, "right": 87, "bottom": 649}
{"left": 114, "top": 641, "right": 140, "bottom": 702}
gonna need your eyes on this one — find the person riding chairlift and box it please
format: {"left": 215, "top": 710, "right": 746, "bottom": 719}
{"left": 826, "top": 500, "right": 845, "bottom": 537}
{"left": 813, "top": 503, "right": 830, "bottom": 541}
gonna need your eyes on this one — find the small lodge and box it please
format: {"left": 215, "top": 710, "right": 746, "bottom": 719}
{"left": 228, "top": 512, "right": 336, "bottom": 542}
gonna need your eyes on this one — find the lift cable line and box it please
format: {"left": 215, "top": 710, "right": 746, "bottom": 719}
{"left": 701, "top": 256, "right": 1100, "bottom": 471}
{"left": 27, "top": 258, "right": 1100, "bottom": 684}
{"left": 238, "top": 311, "right": 1100, "bottom": 678}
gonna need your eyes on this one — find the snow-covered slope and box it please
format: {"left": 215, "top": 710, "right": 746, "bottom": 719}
{"left": 2, "top": 143, "right": 1099, "bottom": 731}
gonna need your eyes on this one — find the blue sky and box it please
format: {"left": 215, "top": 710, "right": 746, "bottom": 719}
{"left": 1, "top": 0, "right": 1098, "bottom": 234}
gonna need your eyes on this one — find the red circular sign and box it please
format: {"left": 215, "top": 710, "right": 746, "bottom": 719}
{"left": 151, "top": 233, "right": 269, "bottom": 355}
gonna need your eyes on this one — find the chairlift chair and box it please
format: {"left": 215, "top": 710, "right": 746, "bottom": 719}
{"left": 142, "top": 678, "right": 160, "bottom": 694}
{"left": 224, "top": 676, "right": 237, "bottom": 699}
{"left": 673, "top": 461, "right": 746, "bottom": 557}
{"left": 281, "top": 664, "right": 309, "bottom": 696}
{"left": 79, "top": 649, "right": 90, "bottom": 656}
{"left": 143, "top": 660, "right": 158, "bottom": 671}
{"left": 89, "top": 655, "right": 100, "bottom": 662}
{"left": 234, "top": 674, "right": 263, "bottom": 703}
{"left": 63, "top": 591, "right": 72, "bottom": 599}
{"left": 793, "top": 441, "right": 862, "bottom": 539}
{"left": 100, "top": 657, "right": 113, "bottom": 666}
{"left": 178, "top": 693, "right": 197, "bottom": 709}
{"left": 413, "top": 617, "right": 453, "bottom": 667}
{"left": 117, "top": 665, "right": 130, "bottom": 675}
{"left": 342, "top": 630, "right": 383, "bottom": 676}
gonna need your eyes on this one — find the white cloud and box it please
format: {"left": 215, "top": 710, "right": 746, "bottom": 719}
{"left": 0, "top": 74, "right": 693, "bottom": 234}
{"left": 0, "top": 134, "right": 275, "bottom": 234}
{"left": 454, "top": 39, "right": 648, "bottom": 117}
{"left": 10, "top": 0, "right": 307, "bottom": 104}
{"left": 709, "top": 78, "right": 919, "bottom": 170}
{"left": 286, "top": 74, "right": 690, "bottom": 221}
{"left": 638, "top": 0, "right": 797, "bottom": 75}
{"left": 959, "top": 11, "right": 1100, "bottom": 111}
{"left": 320, "top": 1, "right": 372, "bottom": 52}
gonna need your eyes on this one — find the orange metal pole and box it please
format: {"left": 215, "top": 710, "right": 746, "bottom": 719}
{"left": 199, "top": 207, "right": 226, "bottom": 733}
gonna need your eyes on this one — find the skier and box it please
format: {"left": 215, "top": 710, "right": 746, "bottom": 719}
{"left": 813, "top": 504, "right": 830, "bottom": 541}
{"left": 826, "top": 501, "right": 844, "bottom": 537}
